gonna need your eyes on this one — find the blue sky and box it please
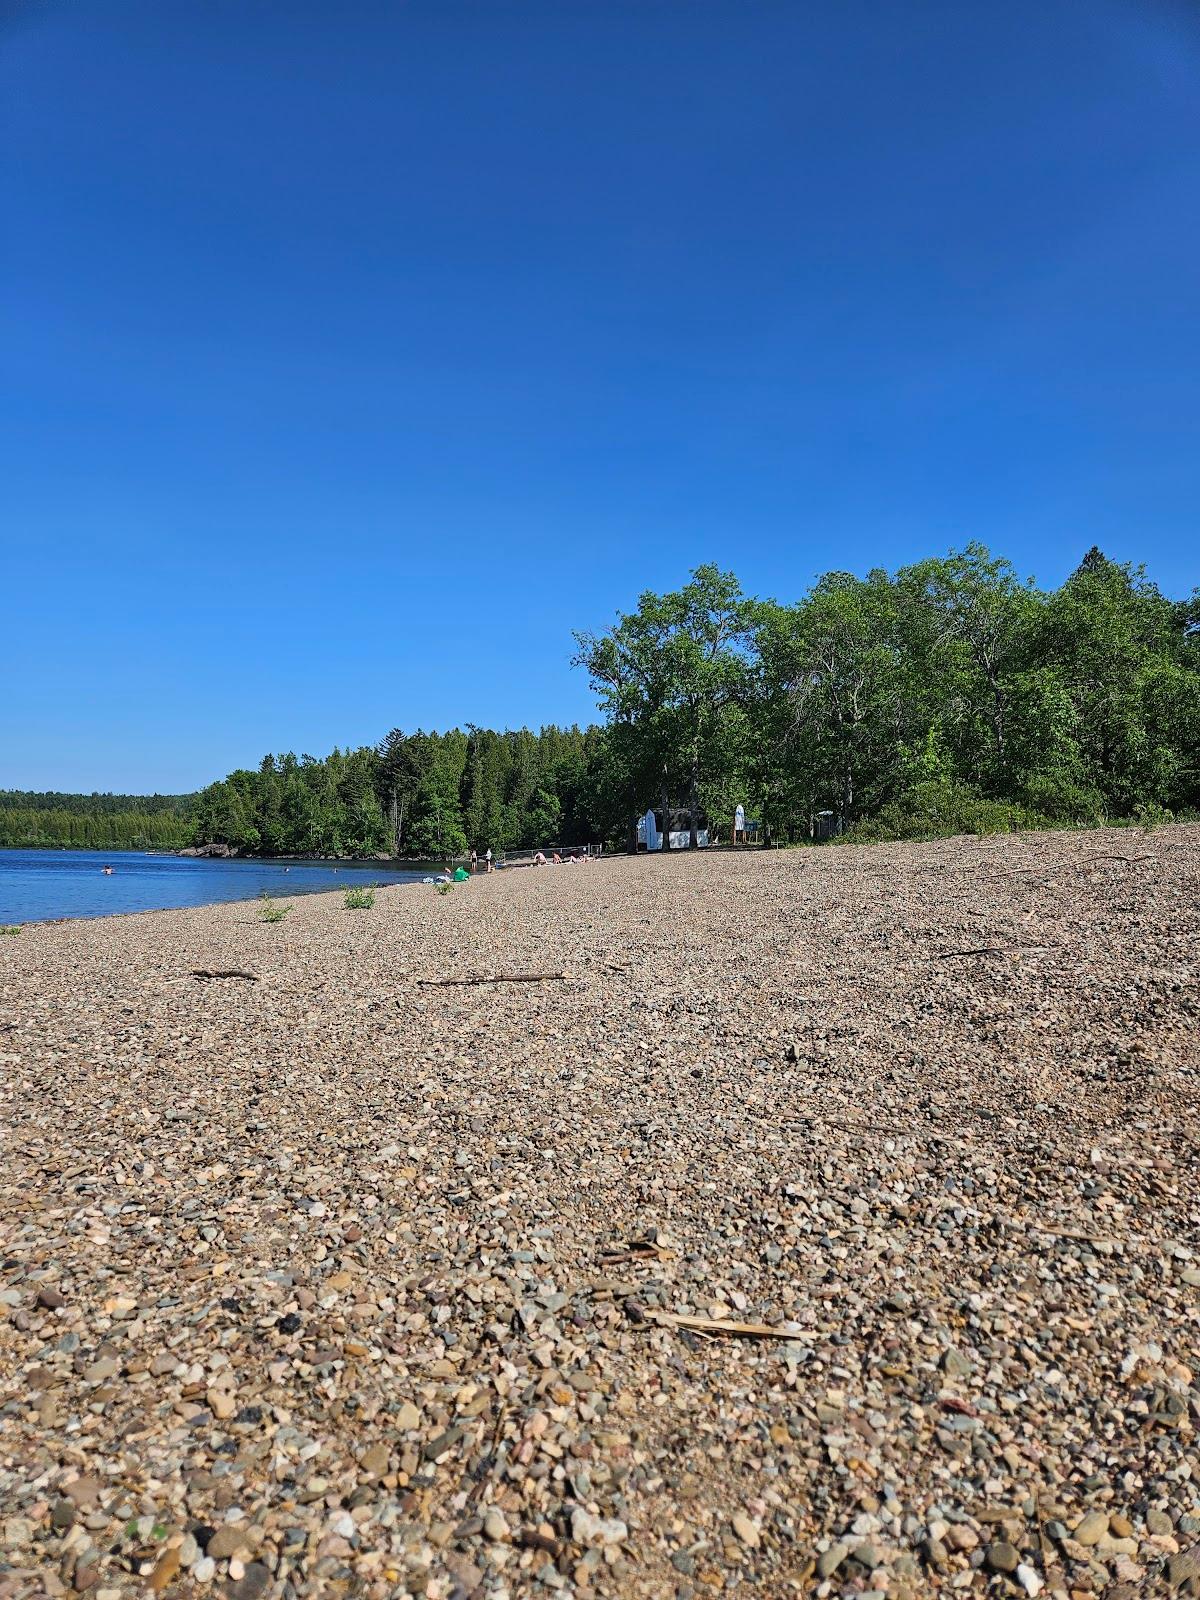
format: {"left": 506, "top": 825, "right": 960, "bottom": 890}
{"left": 3, "top": 0, "right": 1198, "bottom": 792}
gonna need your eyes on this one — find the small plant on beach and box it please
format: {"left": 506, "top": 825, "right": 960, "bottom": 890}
{"left": 435, "top": 881, "right": 454, "bottom": 896}
{"left": 257, "top": 893, "right": 290, "bottom": 923}
{"left": 0, "top": 925, "right": 20, "bottom": 937}
{"left": 344, "top": 884, "right": 376, "bottom": 910}
{"left": 1134, "top": 801, "right": 1172, "bottom": 834}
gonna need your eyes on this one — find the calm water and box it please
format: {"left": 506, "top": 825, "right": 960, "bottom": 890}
{"left": 0, "top": 849, "right": 438, "bottom": 924}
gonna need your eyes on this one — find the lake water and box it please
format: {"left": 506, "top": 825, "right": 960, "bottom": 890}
{"left": 0, "top": 849, "right": 439, "bottom": 924}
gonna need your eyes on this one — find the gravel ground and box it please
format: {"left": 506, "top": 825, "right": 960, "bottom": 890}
{"left": 1, "top": 827, "right": 1198, "bottom": 1600}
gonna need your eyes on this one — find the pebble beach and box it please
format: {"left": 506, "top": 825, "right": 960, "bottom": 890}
{"left": 1, "top": 828, "right": 1198, "bottom": 1600}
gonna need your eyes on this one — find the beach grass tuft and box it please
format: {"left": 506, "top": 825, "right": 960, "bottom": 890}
{"left": 344, "top": 884, "right": 376, "bottom": 910}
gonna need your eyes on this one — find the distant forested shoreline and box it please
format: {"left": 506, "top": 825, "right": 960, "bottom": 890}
{"left": 0, "top": 792, "right": 194, "bottom": 851}
{"left": 4, "top": 546, "right": 1197, "bottom": 857}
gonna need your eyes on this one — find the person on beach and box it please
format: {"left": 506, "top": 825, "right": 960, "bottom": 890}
{"left": 470, "top": 849, "right": 478, "bottom": 874}
{"left": 485, "top": 848, "right": 493, "bottom": 872}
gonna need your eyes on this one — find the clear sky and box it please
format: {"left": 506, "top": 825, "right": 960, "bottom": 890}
{"left": 3, "top": 0, "right": 1198, "bottom": 792}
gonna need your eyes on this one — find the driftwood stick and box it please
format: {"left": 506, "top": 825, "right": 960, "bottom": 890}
{"left": 936, "top": 944, "right": 1055, "bottom": 959}
{"left": 418, "top": 970, "right": 567, "bottom": 987}
{"left": 645, "top": 1310, "right": 802, "bottom": 1341}
{"left": 597, "top": 1241, "right": 675, "bottom": 1265}
{"left": 191, "top": 968, "right": 259, "bottom": 982}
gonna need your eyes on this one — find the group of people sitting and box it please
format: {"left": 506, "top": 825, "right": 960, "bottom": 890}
{"left": 438, "top": 847, "right": 591, "bottom": 880}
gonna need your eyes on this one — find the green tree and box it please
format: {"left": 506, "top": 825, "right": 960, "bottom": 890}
{"left": 574, "top": 565, "right": 751, "bottom": 849}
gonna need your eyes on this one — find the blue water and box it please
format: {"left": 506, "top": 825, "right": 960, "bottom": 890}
{"left": 0, "top": 849, "right": 438, "bottom": 924}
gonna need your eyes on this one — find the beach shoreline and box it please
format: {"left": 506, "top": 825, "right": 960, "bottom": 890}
{"left": 2, "top": 828, "right": 1198, "bottom": 1597}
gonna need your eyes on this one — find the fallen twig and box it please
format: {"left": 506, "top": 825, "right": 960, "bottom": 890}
{"left": 597, "top": 1240, "right": 675, "bottom": 1265}
{"left": 418, "top": 971, "right": 567, "bottom": 987}
{"left": 466, "top": 1401, "right": 508, "bottom": 1507}
{"left": 191, "top": 968, "right": 259, "bottom": 982}
{"left": 644, "top": 1309, "right": 801, "bottom": 1340}
{"left": 516, "top": 1528, "right": 565, "bottom": 1557}
{"left": 1090, "top": 853, "right": 1155, "bottom": 865}
{"left": 933, "top": 944, "right": 1054, "bottom": 960}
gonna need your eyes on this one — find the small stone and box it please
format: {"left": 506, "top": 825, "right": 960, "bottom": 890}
{"left": 192, "top": 1557, "right": 215, "bottom": 1584}
{"left": 395, "top": 1400, "right": 421, "bottom": 1431}
{"left": 1168, "top": 1547, "right": 1200, "bottom": 1588}
{"left": 1015, "top": 1564, "right": 1043, "bottom": 1597}
{"left": 1109, "top": 1513, "right": 1134, "bottom": 1539}
{"left": 1147, "top": 1510, "right": 1173, "bottom": 1536}
{"left": 227, "top": 1562, "right": 271, "bottom": 1600}
{"left": 51, "top": 1499, "right": 77, "bottom": 1530}
{"left": 64, "top": 1477, "right": 103, "bottom": 1508}
{"left": 206, "top": 1525, "right": 247, "bottom": 1561}
{"left": 921, "top": 1537, "right": 949, "bottom": 1570}
{"left": 483, "top": 1510, "right": 508, "bottom": 1542}
{"left": 942, "top": 1347, "right": 974, "bottom": 1378}
{"left": 1073, "top": 1511, "right": 1108, "bottom": 1546}
{"left": 571, "top": 1508, "right": 627, "bottom": 1548}
{"left": 84, "top": 1358, "right": 117, "bottom": 1383}
{"left": 731, "top": 1512, "right": 760, "bottom": 1549}
{"left": 206, "top": 1386, "right": 236, "bottom": 1420}
{"left": 987, "top": 1541, "right": 1020, "bottom": 1574}
{"left": 423, "top": 1424, "right": 464, "bottom": 1461}
{"left": 360, "top": 1442, "right": 389, "bottom": 1476}
{"left": 37, "top": 1286, "right": 66, "bottom": 1309}
{"left": 818, "top": 1542, "right": 850, "bottom": 1578}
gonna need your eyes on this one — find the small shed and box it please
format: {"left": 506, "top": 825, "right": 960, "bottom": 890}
{"left": 638, "top": 809, "right": 710, "bottom": 850}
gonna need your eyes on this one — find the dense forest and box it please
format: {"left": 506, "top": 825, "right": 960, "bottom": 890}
{"left": 574, "top": 544, "right": 1199, "bottom": 848}
{"left": 5, "top": 546, "right": 1197, "bottom": 857}
{"left": 0, "top": 792, "right": 193, "bottom": 850}
{"left": 186, "top": 726, "right": 601, "bottom": 858}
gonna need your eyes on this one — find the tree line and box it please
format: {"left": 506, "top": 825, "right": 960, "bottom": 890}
{"left": 575, "top": 545, "right": 1199, "bottom": 847}
{"left": 186, "top": 726, "right": 603, "bottom": 858}
{"left": 0, "top": 792, "right": 193, "bottom": 850}
{"left": 6, "top": 546, "right": 1196, "bottom": 857}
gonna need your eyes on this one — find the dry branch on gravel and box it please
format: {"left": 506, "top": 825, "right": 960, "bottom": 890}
{"left": 417, "top": 969, "right": 567, "bottom": 986}
{"left": 642, "top": 1309, "right": 804, "bottom": 1340}
{"left": 933, "top": 943, "right": 1055, "bottom": 959}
